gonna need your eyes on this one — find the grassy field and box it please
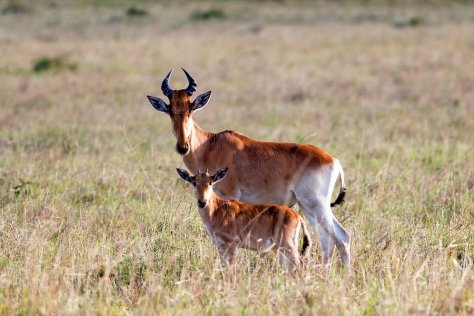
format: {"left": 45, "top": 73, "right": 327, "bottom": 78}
{"left": 0, "top": 0, "right": 473, "bottom": 314}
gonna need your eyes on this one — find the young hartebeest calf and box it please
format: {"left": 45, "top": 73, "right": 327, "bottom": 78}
{"left": 147, "top": 69, "right": 350, "bottom": 267}
{"left": 176, "top": 167, "right": 311, "bottom": 272}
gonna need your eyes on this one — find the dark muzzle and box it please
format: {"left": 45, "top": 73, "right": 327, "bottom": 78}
{"left": 197, "top": 199, "right": 207, "bottom": 208}
{"left": 176, "top": 144, "right": 189, "bottom": 155}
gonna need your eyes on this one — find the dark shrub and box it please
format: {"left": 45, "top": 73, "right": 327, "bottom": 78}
{"left": 32, "top": 57, "right": 78, "bottom": 74}
{"left": 1, "top": 1, "right": 31, "bottom": 14}
{"left": 191, "top": 8, "right": 226, "bottom": 21}
{"left": 126, "top": 6, "right": 148, "bottom": 17}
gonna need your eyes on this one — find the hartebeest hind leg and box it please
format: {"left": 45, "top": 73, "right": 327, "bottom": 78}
{"left": 276, "top": 227, "right": 301, "bottom": 272}
{"left": 295, "top": 165, "right": 351, "bottom": 267}
{"left": 297, "top": 200, "right": 336, "bottom": 265}
{"left": 277, "top": 244, "right": 300, "bottom": 272}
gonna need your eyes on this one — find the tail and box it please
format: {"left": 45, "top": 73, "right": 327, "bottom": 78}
{"left": 300, "top": 220, "right": 312, "bottom": 257}
{"left": 330, "top": 159, "right": 346, "bottom": 207}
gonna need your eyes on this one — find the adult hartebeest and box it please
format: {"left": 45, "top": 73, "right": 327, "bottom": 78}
{"left": 176, "top": 167, "right": 311, "bottom": 272}
{"left": 147, "top": 69, "right": 350, "bottom": 267}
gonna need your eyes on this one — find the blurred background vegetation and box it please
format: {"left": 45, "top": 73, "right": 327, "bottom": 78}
{"left": 0, "top": 0, "right": 473, "bottom": 314}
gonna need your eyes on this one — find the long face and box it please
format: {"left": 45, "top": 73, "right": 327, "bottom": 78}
{"left": 147, "top": 69, "right": 212, "bottom": 156}
{"left": 168, "top": 90, "right": 194, "bottom": 155}
{"left": 192, "top": 172, "right": 214, "bottom": 208}
{"left": 176, "top": 167, "right": 228, "bottom": 208}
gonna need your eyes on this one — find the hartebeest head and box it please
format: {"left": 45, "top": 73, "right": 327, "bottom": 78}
{"left": 177, "top": 167, "right": 228, "bottom": 208}
{"left": 147, "top": 69, "right": 212, "bottom": 155}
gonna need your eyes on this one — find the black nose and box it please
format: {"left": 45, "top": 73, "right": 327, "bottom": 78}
{"left": 176, "top": 144, "right": 189, "bottom": 155}
{"left": 197, "top": 199, "right": 206, "bottom": 208}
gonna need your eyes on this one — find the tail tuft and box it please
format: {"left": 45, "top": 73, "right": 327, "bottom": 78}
{"left": 331, "top": 159, "right": 346, "bottom": 208}
{"left": 330, "top": 187, "right": 346, "bottom": 207}
{"left": 300, "top": 221, "right": 312, "bottom": 257}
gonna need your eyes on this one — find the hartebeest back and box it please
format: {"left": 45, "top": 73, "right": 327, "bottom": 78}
{"left": 147, "top": 69, "right": 350, "bottom": 267}
{"left": 177, "top": 167, "right": 311, "bottom": 272}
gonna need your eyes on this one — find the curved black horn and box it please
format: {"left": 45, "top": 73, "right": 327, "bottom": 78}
{"left": 182, "top": 68, "right": 197, "bottom": 96}
{"left": 161, "top": 69, "right": 174, "bottom": 98}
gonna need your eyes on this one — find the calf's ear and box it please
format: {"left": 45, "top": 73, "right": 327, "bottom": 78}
{"left": 147, "top": 95, "right": 169, "bottom": 113}
{"left": 176, "top": 168, "right": 193, "bottom": 183}
{"left": 212, "top": 167, "right": 228, "bottom": 183}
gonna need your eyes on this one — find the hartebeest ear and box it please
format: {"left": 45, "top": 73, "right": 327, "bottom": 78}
{"left": 211, "top": 167, "right": 228, "bottom": 183}
{"left": 147, "top": 95, "right": 169, "bottom": 113}
{"left": 191, "top": 91, "right": 212, "bottom": 112}
{"left": 176, "top": 168, "right": 193, "bottom": 183}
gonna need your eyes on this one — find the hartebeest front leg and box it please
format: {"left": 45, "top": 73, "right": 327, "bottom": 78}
{"left": 216, "top": 241, "right": 238, "bottom": 269}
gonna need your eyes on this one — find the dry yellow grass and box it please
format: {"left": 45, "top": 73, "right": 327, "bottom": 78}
{"left": 0, "top": 1, "right": 473, "bottom": 314}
